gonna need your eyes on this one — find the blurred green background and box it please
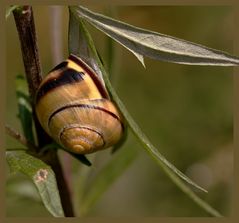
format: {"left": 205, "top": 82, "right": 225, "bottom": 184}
{"left": 6, "top": 5, "right": 233, "bottom": 217}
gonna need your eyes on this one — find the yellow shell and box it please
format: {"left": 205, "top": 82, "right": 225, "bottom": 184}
{"left": 35, "top": 54, "right": 124, "bottom": 154}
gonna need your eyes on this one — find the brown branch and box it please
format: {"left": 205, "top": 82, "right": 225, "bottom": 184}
{"left": 13, "top": 6, "right": 42, "bottom": 97}
{"left": 12, "top": 6, "right": 74, "bottom": 217}
{"left": 5, "top": 124, "right": 37, "bottom": 151}
{"left": 13, "top": 6, "right": 51, "bottom": 149}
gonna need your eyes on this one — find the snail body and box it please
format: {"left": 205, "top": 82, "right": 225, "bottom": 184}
{"left": 35, "top": 54, "right": 124, "bottom": 154}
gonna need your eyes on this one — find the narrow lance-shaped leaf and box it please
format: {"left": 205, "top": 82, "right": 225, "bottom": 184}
{"left": 69, "top": 6, "right": 207, "bottom": 193}
{"left": 6, "top": 150, "right": 64, "bottom": 217}
{"left": 72, "top": 6, "right": 239, "bottom": 67}
{"left": 68, "top": 7, "right": 223, "bottom": 216}
{"left": 75, "top": 26, "right": 222, "bottom": 215}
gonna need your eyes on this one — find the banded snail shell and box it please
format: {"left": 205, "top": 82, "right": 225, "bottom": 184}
{"left": 35, "top": 54, "right": 124, "bottom": 154}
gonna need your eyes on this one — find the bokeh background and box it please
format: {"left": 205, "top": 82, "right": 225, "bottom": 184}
{"left": 6, "top": 5, "right": 233, "bottom": 217}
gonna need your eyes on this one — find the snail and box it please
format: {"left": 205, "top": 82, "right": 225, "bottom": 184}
{"left": 35, "top": 54, "right": 124, "bottom": 154}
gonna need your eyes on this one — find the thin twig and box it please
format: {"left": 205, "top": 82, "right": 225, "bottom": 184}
{"left": 5, "top": 124, "right": 36, "bottom": 150}
{"left": 13, "top": 6, "right": 52, "bottom": 149}
{"left": 13, "top": 6, "right": 42, "bottom": 98}
{"left": 12, "top": 6, "right": 74, "bottom": 217}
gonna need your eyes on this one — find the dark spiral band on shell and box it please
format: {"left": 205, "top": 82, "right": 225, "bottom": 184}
{"left": 47, "top": 103, "right": 124, "bottom": 131}
{"left": 36, "top": 55, "right": 109, "bottom": 104}
{"left": 68, "top": 54, "right": 109, "bottom": 99}
{"left": 36, "top": 67, "right": 85, "bottom": 103}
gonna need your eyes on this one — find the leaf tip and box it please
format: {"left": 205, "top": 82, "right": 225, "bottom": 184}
{"left": 133, "top": 52, "right": 146, "bottom": 68}
{"left": 190, "top": 182, "right": 208, "bottom": 193}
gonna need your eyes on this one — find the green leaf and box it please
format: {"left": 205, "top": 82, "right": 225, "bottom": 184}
{"left": 69, "top": 6, "right": 206, "bottom": 193}
{"left": 6, "top": 5, "right": 20, "bottom": 19}
{"left": 72, "top": 6, "right": 239, "bottom": 67}
{"left": 80, "top": 146, "right": 138, "bottom": 216}
{"left": 88, "top": 42, "right": 222, "bottom": 216}
{"left": 68, "top": 7, "right": 222, "bottom": 216}
{"left": 6, "top": 150, "right": 64, "bottom": 217}
{"left": 15, "top": 75, "right": 35, "bottom": 144}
